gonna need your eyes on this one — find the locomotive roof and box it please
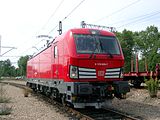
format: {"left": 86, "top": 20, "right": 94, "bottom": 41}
{"left": 28, "top": 28, "right": 116, "bottom": 61}
{"left": 68, "top": 28, "right": 115, "bottom": 36}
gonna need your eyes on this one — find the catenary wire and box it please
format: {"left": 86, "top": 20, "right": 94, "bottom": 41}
{"left": 41, "top": 0, "right": 65, "bottom": 30}
{"left": 61, "top": 0, "right": 86, "bottom": 21}
{"left": 94, "top": 0, "right": 141, "bottom": 23}
{"left": 130, "top": 14, "right": 160, "bottom": 25}
{"left": 117, "top": 11, "right": 160, "bottom": 28}
{"left": 49, "top": 0, "right": 86, "bottom": 34}
{"left": 109, "top": 10, "right": 160, "bottom": 26}
{"left": 19, "top": 0, "right": 86, "bottom": 56}
{"left": 19, "top": 0, "right": 66, "bottom": 56}
{"left": 12, "top": 0, "right": 65, "bottom": 59}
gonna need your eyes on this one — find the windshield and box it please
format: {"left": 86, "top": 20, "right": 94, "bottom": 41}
{"left": 74, "top": 34, "right": 120, "bottom": 55}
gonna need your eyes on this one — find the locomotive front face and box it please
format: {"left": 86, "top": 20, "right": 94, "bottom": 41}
{"left": 64, "top": 30, "right": 129, "bottom": 108}
{"left": 69, "top": 33, "right": 124, "bottom": 81}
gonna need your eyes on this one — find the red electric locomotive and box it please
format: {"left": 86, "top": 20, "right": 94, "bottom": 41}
{"left": 26, "top": 28, "right": 129, "bottom": 108}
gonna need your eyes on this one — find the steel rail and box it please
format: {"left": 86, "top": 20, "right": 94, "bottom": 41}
{"left": 103, "top": 107, "right": 143, "bottom": 120}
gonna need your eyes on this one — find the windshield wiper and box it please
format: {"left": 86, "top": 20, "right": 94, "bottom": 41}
{"left": 99, "top": 41, "right": 113, "bottom": 58}
{"left": 107, "top": 52, "right": 113, "bottom": 58}
{"left": 89, "top": 51, "right": 96, "bottom": 59}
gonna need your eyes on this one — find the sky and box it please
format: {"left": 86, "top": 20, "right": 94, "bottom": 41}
{"left": 0, "top": 0, "right": 160, "bottom": 67}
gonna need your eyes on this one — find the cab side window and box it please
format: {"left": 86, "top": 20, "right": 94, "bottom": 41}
{"left": 54, "top": 46, "right": 58, "bottom": 58}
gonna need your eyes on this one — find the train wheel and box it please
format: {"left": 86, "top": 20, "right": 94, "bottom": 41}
{"left": 50, "top": 89, "right": 59, "bottom": 100}
{"left": 115, "top": 93, "right": 125, "bottom": 99}
{"left": 121, "top": 93, "right": 126, "bottom": 99}
{"left": 32, "top": 88, "right": 36, "bottom": 92}
{"left": 133, "top": 80, "right": 141, "bottom": 88}
{"left": 50, "top": 93, "right": 55, "bottom": 100}
{"left": 31, "top": 84, "right": 37, "bottom": 92}
{"left": 61, "top": 94, "right": 66, "bottom": 106}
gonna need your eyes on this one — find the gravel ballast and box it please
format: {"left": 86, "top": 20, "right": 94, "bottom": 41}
{"left": 0, "top": 80, "right": 160, "bottom": 120}
{"left": 105, "top": 88, "right": 160, "bottom": 120}
{"left": 0, "top": 82, "right": 68, "bottom": 120}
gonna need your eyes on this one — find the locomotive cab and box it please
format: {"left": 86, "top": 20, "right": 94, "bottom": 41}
{"left": 63, "top": 29, "right": 129, "bottom": 108}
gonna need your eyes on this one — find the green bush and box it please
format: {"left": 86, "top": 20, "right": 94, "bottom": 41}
{"left": 145, "top": 78, "right": 159, "bottom": 98}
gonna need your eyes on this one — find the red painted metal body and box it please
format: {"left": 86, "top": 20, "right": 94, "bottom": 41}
{"left": 26, "top": 28, "right": 130, "bottom": 108}
{"left": 27, "top": 28, "right": 124, "bottom": 82}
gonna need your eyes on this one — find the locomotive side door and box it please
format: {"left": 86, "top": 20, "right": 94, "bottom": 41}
{"left": 52, "top": 43, "right": 59, "bottom": 78}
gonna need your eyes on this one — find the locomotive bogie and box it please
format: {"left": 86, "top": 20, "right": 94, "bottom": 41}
{"left": 27, "top": 79, "right": 129, "bottom": 108}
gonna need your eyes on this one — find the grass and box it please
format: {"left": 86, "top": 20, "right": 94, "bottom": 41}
{"left": 0, "top": 83, "right": 12, "bottom": 115}
{"left": 145, "top": 77, "right": 159, "bottom": 98}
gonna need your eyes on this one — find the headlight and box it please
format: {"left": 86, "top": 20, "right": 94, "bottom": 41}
{"left": 120, "top": 67, "right": 123, "bottom": 78}
{"left": 70, "top": 65, "right": 78, "bottom": 79}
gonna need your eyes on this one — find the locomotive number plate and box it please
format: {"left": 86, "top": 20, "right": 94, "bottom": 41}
{"left": 98, "top": 71, "right": 105, "bottom": 76}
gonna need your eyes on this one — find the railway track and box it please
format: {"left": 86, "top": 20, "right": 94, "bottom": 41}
{"left": 0, "top": 80, "right": 143, "bottom": 120}
{"left": 77, "top": 107, "right": 142, "bottom": 120}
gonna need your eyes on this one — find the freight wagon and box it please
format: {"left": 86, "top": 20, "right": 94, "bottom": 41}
{"left": 26, "top": 28, "right": 130, "bottom": 108}
{"left": 123, "top": 55, "right": 160, "bottom": 87}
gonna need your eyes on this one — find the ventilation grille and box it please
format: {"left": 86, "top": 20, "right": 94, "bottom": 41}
{"left": 105, "top": 68, "right": 120, "bottom": 78}
{"left": 78, "top": 67, "right": 96, "bottom": 79}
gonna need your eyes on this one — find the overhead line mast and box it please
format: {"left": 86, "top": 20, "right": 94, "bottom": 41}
{"left": 0, "top": 35, "right": 1, "bottom": 55}
{"left": 0, "top": 35, "right": 16, "bottom": 57}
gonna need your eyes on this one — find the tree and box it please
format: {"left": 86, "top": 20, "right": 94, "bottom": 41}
{"left": 17, "top": 56, "right": 29, "bottom": 76}
{"left": 134, "top": 26, "right": 160, "bottom": 71}
{"left": 116, "top": 29, "right": 134, "bottom": 72}
{"left": 116, "top": 26, "right": 160, "bottom": 73}
{"left": 0, "top": 59, "right": 16, "bottom": 78}
{"left": 0, "top": 61, "right": 5, "bottom": 78}
{"left": 3, "top": 59, "right": 12, "bottom": 76}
